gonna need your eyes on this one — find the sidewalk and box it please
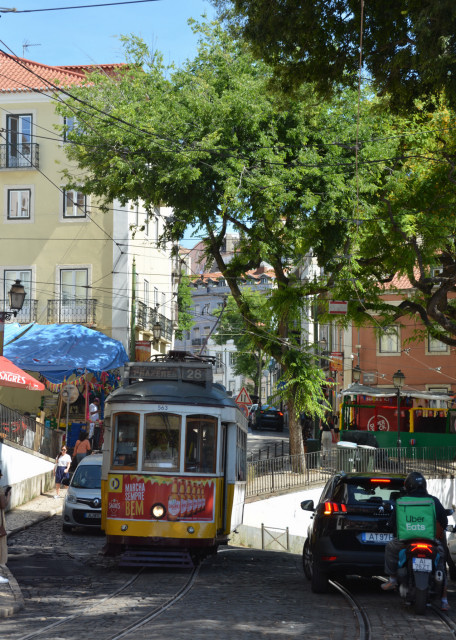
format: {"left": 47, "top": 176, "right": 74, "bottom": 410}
{"left": 0, "top": 490, "right": 64, "bottom": 618}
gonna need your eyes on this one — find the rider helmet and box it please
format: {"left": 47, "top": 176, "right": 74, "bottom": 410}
{"left": 404, "top": 471, "right": 427, "bottom": 493}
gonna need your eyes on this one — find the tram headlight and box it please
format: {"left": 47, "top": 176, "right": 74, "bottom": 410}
{"left": 121, "top": 524, "right": 128, "bottom": 532}
{"left": 187, "top": 526, "right": 195, "bottom": 534}
{"left": 151, "top": 503, "right": 166, "bottom": 519}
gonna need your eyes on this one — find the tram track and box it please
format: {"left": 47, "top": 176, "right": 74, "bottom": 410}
{"left": 332, "top": 575, "right": 456, "bottom": 640}
{"left": 15, "top": 557, "right": 200, "bottom": 640}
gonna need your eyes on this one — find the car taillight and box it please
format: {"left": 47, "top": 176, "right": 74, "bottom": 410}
{"left": 323, "top": 502, "right": 347, "bottom": 515}
{"left": 370, "top": 478, "right": 391, "bottom": 483}
{"left": 278, "top": 412, "right": 283, "bottom": 416}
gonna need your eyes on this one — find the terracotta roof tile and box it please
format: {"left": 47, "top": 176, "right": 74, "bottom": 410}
{"left": 0, "top": 52, "right": 122, "bottom": 93}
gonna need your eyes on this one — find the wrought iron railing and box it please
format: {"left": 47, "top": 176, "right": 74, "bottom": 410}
{"left": 0, "top": 299, "right": 37, "bottom": 323}
{"left": 0, "top": 404, "right": 62, "bottom": 459}
{"left": 47, "top": 299, "right": 97, "bottom": 324}
{"left": 0, "top": 143, "right": 39, "bottom": 169}
{"left": 135, "top": 304, "right": 173, "bottom": 342}
{"left": 246, "top": 446, "right": 456, "bottom": 498}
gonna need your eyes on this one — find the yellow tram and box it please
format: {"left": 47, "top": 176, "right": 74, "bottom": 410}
{"left": 101, "top": 351, "right": 247, "bottom": 566}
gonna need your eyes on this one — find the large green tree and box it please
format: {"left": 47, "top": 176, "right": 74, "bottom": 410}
{"left": 57, "top": 22, "right": 456, "bottom": 453}
{"left": 212, "top": 0, "right": 456, "bottom": 110}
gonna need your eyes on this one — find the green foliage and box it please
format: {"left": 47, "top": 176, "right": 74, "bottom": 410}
{"left": 175, "top": 274, "right": 194, "bottom": 340}
{"left": 213, "top": 0, "right": 456, "bottom": 111}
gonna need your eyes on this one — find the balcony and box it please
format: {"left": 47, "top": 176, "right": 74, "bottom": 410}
{"left": 47, "top": 299, "right": 97, "bottom": 324}
{"left": 135, "top": 303, "right": 173, "bottom": 342}
{"left": 0, "top": 143, "right": 39, "bottom": 169}
{"left": 0, "top": 299, "right": 37, "bottom": 323}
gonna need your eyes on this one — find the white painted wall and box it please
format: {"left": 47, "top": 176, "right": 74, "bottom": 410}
{"left": 0, "top": 443, "right": 54, "bottom": 486}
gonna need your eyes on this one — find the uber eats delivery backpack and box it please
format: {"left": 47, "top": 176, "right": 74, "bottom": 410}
{"left": 396, "top": 496, "right": 436, "bottom": 541}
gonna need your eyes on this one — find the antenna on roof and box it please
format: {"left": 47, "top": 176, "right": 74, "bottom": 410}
{"left": 22, "top": 41, "right": 41, "bottom": 57}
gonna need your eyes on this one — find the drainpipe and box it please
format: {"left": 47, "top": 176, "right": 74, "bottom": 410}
{"left": 130, "top": 257, "right": 137, "bottom": 361}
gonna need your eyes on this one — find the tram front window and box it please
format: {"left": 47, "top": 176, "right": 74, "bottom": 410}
{"left": 185, "top": 416, "right": 217, "bottom": 473}
{"left": 144, "top": 413, "right": 180, "bottom": 471}
{"left": 112, "top": 413, "right": 139, "bottom": 468}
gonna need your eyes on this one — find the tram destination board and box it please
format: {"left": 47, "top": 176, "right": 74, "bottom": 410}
{"left": 128, "top": 362, "right": 212, "bottom": 384}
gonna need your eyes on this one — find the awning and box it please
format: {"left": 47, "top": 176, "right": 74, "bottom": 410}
{"left": 341, "top": 382, "right": 453, "bottom": 402}
{"left": 3, "top": 323, "right": 129, "bottom": 384}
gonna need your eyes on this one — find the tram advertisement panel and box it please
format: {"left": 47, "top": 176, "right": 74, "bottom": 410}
{"left": 107, "top": 474, "right": 215, "bottom": 522}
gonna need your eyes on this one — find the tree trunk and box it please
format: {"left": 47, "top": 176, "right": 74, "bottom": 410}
{"left": 287, "top": 394, "right": 304, "bottom": 457}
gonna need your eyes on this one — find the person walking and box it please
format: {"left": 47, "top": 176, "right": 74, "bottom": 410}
{"left": 72, "top": 431, "right": 91, "bottom": 470}
{"left": 319, "top": 412, "right": 334, "bottom": 464}
{"left": 54, "top": 445, "right": 71, "bottom": 499}
{"left": 0, "top": 471, "right": 11, "bottom": 571}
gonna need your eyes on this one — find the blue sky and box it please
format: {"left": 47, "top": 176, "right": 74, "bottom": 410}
{"left": 2, "top": 0, "right": 215, "bottom": 68}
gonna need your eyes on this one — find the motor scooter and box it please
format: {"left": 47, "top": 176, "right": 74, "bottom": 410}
{"left": 396, "top": 537, "right": 445, "bottom": 614}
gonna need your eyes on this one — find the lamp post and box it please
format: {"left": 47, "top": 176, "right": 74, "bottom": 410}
{"left": 152, "top": 320, "right": 161, "bottom": 350}
{"left": 352, "top": 365, "right": 362, "bottom": 384}
{"left": 0, "top": 280, "right": 26, "bottom": 357}
{"left": 393, "top": 369, "right": 405, "bottom": 468}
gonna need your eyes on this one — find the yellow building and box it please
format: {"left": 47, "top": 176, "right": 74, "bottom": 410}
{"left": 0, "top": 53, "right": 177, "bottom": 411}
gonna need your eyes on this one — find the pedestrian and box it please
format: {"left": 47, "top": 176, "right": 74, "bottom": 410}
{"left": 88, "top": 397, "right": 100, "bottom": 446}
{"left": 54, "top": 445, "right": 71, "bottom": 499}
{"left": 72, "top": 431, "right": 91, "bottom": 470}
{"left": 0, "top": 470, "right": 11, "bottom": 570}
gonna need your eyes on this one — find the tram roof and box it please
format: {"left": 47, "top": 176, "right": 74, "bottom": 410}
{"left": 106, "top": 379, "right": 239, "bottom": 409}
{"left": 341, "top": 382, "right": 453, "bottom": 402}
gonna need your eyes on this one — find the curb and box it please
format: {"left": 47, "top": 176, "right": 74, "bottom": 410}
{"left": 0, "top": 565, "right": 24, "bottom": 618}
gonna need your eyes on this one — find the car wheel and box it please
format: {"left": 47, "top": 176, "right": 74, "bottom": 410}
{"left": 303, "top": 540, "right": 312, "bottom": 579}
{"left": 310, "top": 563, "right": 329, "bottom": 594}
{"left": 62, "top": 524, "right": 73, "bottom": 533}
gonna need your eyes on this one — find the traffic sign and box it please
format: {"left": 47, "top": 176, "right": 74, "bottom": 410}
{"left": 235, "top": 387, "right": 252, "bottom": 406}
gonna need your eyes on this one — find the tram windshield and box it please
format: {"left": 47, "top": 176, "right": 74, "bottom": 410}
{"left": 143, "top": 413, "right": 181, "bottom": 471}
{"left": 112, "top": 413, "right": 139, "bottom": 468}
{"left": 185, "top": 415, "right": 217, "bottom": 473}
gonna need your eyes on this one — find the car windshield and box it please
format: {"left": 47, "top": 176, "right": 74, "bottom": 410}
{"left": 71, "top": 465, "right": 101, "bottom": 489}
{"left": 343, "top": 479, "right": 403, "bottom": 505}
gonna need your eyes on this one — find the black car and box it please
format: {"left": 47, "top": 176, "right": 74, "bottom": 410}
{"left": 253, "top": 405, "right": 284, "bottom": 431}
{"left": 301, "top": 471, "right": 406, "bottom": 593}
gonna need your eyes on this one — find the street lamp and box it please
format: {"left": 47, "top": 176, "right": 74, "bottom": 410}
{"left": 152, "top": 320, "right": 161, "bottom": 349}
{"left": 393, "top": 369, "right": 406, "bottom": 468}
{"left": 0, "top": 280, "right": 26, "bottom": 357}
{"left": 352, "top": 365, "right": 362, "bottom": 384}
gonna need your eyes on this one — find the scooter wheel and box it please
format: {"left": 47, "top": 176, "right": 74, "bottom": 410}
{"left": 414, "top": 588, "right": 428, "bottom": 615}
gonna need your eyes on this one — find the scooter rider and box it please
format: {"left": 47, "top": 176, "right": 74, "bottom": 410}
{"left": 381, "top": 471, "right": 449, "bottom": 610}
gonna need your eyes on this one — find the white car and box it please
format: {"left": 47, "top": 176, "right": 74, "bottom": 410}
{"left": 62, "top": 454, "right": 102, "bottom": 532}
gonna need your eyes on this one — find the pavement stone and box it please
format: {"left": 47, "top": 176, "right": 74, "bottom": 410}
{"left": 0, "top": 489, "right": 65, "bottom": 618}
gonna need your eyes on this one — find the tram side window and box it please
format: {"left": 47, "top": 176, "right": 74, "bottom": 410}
{"left": 185, "top": 415, "right": 217, "bottom": 473}
{"left": 236, "top": 427, "right": 247, "bottom": 481}
{"left": 143, "top": 413, "right": 181, "bottom": 471}
{"left": 112, "top": 413, "right": 139, "bottom": 468}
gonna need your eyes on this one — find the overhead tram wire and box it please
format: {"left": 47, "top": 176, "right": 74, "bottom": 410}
{"left": 0, "top": 0, "right": 161, "bottom": 14}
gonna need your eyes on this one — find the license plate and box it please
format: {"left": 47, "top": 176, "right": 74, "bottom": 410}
{"left": 361, "top": 532, "right": 394, "bottom": 544}
{"left": 413, "top": 557, "right": 432, "bottom": 572}
{"left": 84, "top": 512, "right": 100, "bottom": 519}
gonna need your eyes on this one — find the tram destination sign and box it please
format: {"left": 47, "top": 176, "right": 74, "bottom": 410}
{"left": 128, "top": 363, "right": 212, "bottom": 383}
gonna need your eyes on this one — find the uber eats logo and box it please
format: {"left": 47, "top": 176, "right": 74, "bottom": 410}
{"left": 406, "top": 515, "right": 426, "bottom": 531}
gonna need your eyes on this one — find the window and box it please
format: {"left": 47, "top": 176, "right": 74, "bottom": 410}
{"left": 379, "top": 326, "right": 400, "bottom": 354}
{"left": 63, "top": 116, "right": 77, "bottom": 142}
{"left": 428, "top": 336, "right": 449, "bottom": 353}
{"left": 193, "top": 327, "right": 200, "bottom": 339}
{"left": 4, "top": 270, "right": 32, "bottom": 321}
{"left": 7, "top": 114, "right": 32, "bottom": 167}
{"left": 143, "top": 413, "right": 181, "bottom": 471}
{"left": 8, "top": 189, "right": 31, "bottom": 219}
{"left": 112, "top": 412, "right": 139, "bottom": 468}
{"left": 144, "top": 280, "right": 149, "bottom": 307}
{"left": 194, "top": 304, "right": 200, "bottom": 315}
{"left": 236, "top": 426, "right": 246, "bottom": 481}
{"left": 229, "top": 351, "right": 237, "bottom": 366}
{"left": 203, "top": 326, "right": 210, "bottom": 336}
{"left": 63, "top": 190, "right": 87, "bottom": 217}
{"left": 154, "top": 287, "right": 158, "bottom": 307}
{"left": 215, "top": 353, "right": 223, "bottom": 368}
{"left": 185, "top": 415, "right": 217, "bottom": 473}
{"left": 59, "top": 268, "right": 89, "bottom": 322}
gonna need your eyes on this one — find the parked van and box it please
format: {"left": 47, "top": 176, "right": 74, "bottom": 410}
{"left": 62, "top": 454, "right": 102, "bottom": 532}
